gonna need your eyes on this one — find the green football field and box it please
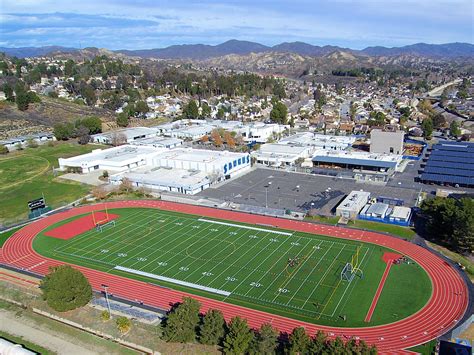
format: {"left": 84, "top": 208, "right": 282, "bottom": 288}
{"left": 34, "top": 208, "right": 432, "bottom": 327}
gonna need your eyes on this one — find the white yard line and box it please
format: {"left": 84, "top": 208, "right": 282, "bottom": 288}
{"left": 125, "top": 218, "right": 218, "bottom": 270}
{"left": 203, "top": 231, "right": 277, "bottom": 287}
{"left": 301, "top": 245, "right": 346, "bottom": 309}
{"left": 223, "top": 232, "right": 292, "bottom": 299}
{"left": 254, "top": 241, "right": 316, "bottom": 297}
{"left": 198, "top": 218, "right": 292, "bottom": 236}
{"left": 281, "top": 241, "right": 330, "bottom": 305}
{"left": 183, "top": 228, "right": 258, "bottom": 283}
{"left": 115, "top": 266, "right": 231, "bottom": 296}
{"left": 330, "top": 246, "right": 370, "bottom": 317}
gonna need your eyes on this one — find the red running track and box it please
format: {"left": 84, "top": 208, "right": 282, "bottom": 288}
{"left": 0, "top": 200, "right": 468, "bottom": 354}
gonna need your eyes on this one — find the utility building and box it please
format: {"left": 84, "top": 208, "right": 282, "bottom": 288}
{"left": 336, "top": 191, "right": 371, "bottom": 219}
{"left": 370, "top": 129, "right": 404, "bottom": 155}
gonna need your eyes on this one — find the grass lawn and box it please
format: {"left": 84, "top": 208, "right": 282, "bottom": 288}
{"left": 426, "top": 241, "right": 474, "bottom": 281}
{"left": 0, "top": 227, "right": 21, "bottom": 247}
{"left": 0, "top": 142, "right": 105, "bottom": 226}
{"left": 34, "top": 207, "right": 431, "bottom": 327}
{"left": 350, "top": 220, "right": 417, "bottom": 240}
{"left": 407, "top": 339, "right": 437, "bottom": 355}
{"left": 305, "top": 215, "right": 417, "bottom": 240}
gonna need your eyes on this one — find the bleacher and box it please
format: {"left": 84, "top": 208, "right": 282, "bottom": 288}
{"left": 420, "top": 141, "right": 474, "bottom": 187}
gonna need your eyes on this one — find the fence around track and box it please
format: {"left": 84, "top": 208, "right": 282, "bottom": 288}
{"left": 0, "top": 199, "right": 470, "bottom": 354}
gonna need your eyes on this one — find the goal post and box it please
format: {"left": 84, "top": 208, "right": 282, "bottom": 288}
{"left": 92, "top": 205, "right": 110, "bottom": 226}
{"left": 341, "top": 246, "right": 364, "bottom": 281}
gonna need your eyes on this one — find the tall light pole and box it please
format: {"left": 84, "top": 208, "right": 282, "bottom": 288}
{"left": 101, "top": 284, "right": 112, "bottom": 318}
{"left": 265, "top": 181, "right": 272, "bottom": 208}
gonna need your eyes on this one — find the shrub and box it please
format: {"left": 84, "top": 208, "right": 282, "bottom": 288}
{"left": 101, "top": 310, "right": 111, "bottom": 321}
{"left": 116, "top": 316, "right": 131, "bottom": 334}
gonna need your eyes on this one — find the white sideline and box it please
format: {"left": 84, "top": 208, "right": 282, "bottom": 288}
{"left": 198, "top": 218, "right": 292, "bottom": 236}
{"left": 114, "top": 266, "right": 231, "bottom": 296}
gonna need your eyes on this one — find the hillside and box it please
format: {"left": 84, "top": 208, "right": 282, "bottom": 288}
{"left": 0, "top": 97, "right": 115, "bottom": 139}
{"left": 2, "top": 41, "right": 473, "bottom": 59}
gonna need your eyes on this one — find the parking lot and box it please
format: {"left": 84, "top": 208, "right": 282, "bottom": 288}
{"left": 199, "top": 168, "right": 424, "bottom": 214}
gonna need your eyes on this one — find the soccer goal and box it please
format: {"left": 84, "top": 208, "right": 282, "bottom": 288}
{"left": 341, "top": 246, "right": 364, "bottom": 281}
{"left": 96, "top": 220, "right": 116, "bottom": 232}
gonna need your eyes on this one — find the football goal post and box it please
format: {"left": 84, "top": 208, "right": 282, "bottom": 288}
{"left": 341, "top": 246, "right": 364, "bottom": 281}
{"left": 92, "top": 206, "right": 115, "bottom": 231}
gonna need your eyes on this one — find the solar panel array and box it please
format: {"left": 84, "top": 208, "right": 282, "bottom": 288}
{"left": 421, "top": 141, "right": 474, "bottom": 187}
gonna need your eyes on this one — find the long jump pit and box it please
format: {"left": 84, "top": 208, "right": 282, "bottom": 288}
{"left": 44, "top": 212, "right": 119, "bottom": 240}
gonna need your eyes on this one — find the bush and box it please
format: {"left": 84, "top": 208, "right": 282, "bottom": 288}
{"left": 0, "top": 145, "right": 8, "bottom": 154}
{"left": 116, "top": 316, "right": 131, "bottom": 334}
{"left": 27, "top": 138, "right": 39, "bottom": 149}
{"left": 101, "top": 310, "right": 111, "bottom": 321}
{"left": 40, "top": 265, "right": 92, "bottom": 312}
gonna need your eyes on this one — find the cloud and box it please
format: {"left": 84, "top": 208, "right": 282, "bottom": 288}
{"left": 0, "top": 0, "right": 472, "bottom": 49}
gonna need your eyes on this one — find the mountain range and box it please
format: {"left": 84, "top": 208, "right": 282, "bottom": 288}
{"left": 1, "top": 40, "right": 473, "bottom": 59}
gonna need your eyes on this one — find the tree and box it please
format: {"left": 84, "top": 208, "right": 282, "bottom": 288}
{"left": 134, "top": 100, "right": 149, "bottom": 116}
{"left": 217, "top": 107, "right": 225, "bottom": 119}
{"left": 200, "top": 102, "right": 211, "bottom": 118}
{"left": 224, "top": 131, "right": 235, "bottom": 148}
{"left": 432, "top": 113, "right": 446, "bottom": 129}
{"left": 40, "top": 265, "right": 92, "bottom": 312}
{"left": 116, "top": 316, "right": 132, "bottom": 334}
{"left": 111, "top": 132, "right": 127, "bottom": 146}
{"left": 288, "top": 327, "right": 310, "bottom": 354}
{"left": 308, "top": 330, "right": 327, "bottom": 354}
{"left": 450, "top": 121, "right": 461, "bottom": 137}
{"left": 27, "top": 91, "right": 41, "bottom": 103}
{"left": 3, "top": 83, "right": 15, "bottom": 102}
{"left": 211, "top": 129, "right": 223, "bottom": 147}
{"left": 270, "top": 101, "right": 288, "bottom": 124}
{"left": 77, "top": 116, "right": 102, "bottom": 134}
{"left": 367, "top": 111, "right": 386, "bottom": 126}
{"left": 223, "top": 316, "right": 254, "bottom": 355}
{"left": 250, "top": 323, "right": 278, "bottom": 354}
{"left": 119, "top": 177, "right": 134, "bottom": 193}
{"left": 163, "top": 297, "right": 201, "bottom": 343}
{"left": 199, "top": 309, "right": 226, "bottom": 345}
{"left": 92, "top": 185, "right": 108, "bottom": 200}
{"left": 16, "top": 91, "right": 29, "bottom": 111}
{"left": 272, "top": 82, "right": 286, "bottom": 100}
{"left": 116, "top": 112, "right": 129, "bottom": 127}
{"left": 53, "top": 123, "right": 74, "bottom": 141}
{"left": 81, "top": 84, "right": 96, "bottom": 106}
{"left": 420, "top": 197, "right": 473, "bottom": 253}
{"left": 0, "top": 145, "right": 8, "bottom": 154}
{"left": 421, "top": 117, "right": 433, "bottom": 139}
{"left": 76, "top": 126, "right": 91, "bottom": 145}
{"left": 182, "top": 100, "right": 199, "bottom": 119}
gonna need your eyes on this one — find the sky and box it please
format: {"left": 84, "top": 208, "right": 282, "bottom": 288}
{"left": 1, "top": 0, "right": 473, "bottom": 50}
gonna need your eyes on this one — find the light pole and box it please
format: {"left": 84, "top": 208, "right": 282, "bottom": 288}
{"left": 265, "top": 182, "right": 272, "bottom": 208}
{"left": 101, "top": 284, "right": 112, "bottom": 318}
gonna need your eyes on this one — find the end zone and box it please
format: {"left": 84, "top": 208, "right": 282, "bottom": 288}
{"left": 44, "top": 212, "right": 119, "bottom": 240}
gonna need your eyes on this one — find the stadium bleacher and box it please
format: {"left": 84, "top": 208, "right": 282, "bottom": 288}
{"left": 420, "top": 141, "right": 474, "bottom": 188}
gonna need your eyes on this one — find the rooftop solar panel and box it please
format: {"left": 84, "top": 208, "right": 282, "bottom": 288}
{"left": 425, "top": 160, "right": 474, "bottom": 171}
{"left": 424, "top": 166, "right": 474, "bottom": 177}
{"left": 429, "top": 155, "right": 474, "bottom": 164}
{"left": 430, "top": 151, "right": 473, "bottom": 159}
{"left": 420, "top": 173, "right": 474, "bottom": 186}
